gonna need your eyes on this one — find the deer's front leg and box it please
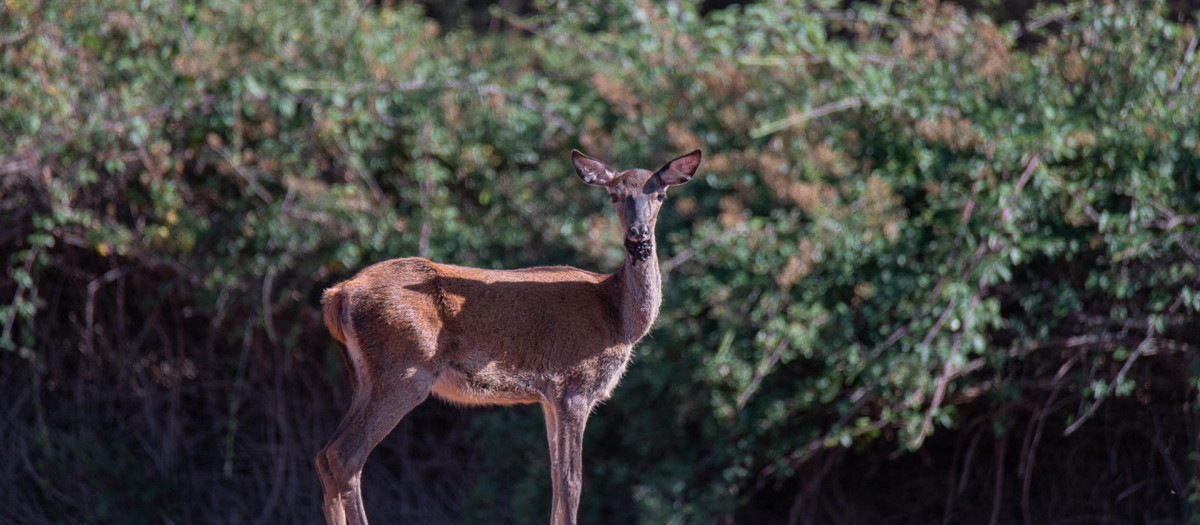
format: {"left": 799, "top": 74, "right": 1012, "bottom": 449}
{"left": 551, "top": 393, "right": 592, "bottom": 525}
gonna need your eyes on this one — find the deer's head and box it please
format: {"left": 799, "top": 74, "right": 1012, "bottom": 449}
{"left": 572, "top": 150, "right": 702, "bottom": 260}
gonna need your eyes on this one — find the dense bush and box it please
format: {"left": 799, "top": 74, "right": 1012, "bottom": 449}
{"left": 2, "top": 1, "right": 1198, "bottom": 523}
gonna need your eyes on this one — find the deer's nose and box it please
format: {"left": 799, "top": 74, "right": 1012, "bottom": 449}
{"left": 627, "top": 224, "right": 651, "bottom": 242}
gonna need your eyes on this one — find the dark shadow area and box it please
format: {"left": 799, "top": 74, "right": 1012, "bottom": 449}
{"left": 739, "top": 356, "right": 1196, "bottom": 524}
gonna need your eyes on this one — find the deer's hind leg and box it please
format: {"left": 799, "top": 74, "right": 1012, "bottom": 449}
{"left": 316, "top": 335, "right": 439, "bottom": 525}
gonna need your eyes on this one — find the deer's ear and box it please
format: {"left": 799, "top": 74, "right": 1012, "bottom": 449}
{"left": 572, "top": 150, "right": 617, "bottom": 186}
{"left": 656, "top": 150, "right": 702, "bottom": 186}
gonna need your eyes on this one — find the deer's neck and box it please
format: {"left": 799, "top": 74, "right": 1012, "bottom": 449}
{"left": 614, "top": 238, "right": 662, "bottom": 344}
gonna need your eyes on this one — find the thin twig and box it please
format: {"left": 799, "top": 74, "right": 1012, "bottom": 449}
{"left": 214, "top": 145, "right": 274, "bottom": 203}
{"left": 287, "top": 78, "right": 503, "bottom": 96}
{"left": 736, "top": 338, "right": 788, "bottom": 409}
{"left": 418, "top": 126, "right": 434, "bottom": 258}
{"left": 1000, "top": 154, "right": 1041, "bottom": 223}
{"left": 86, "top": 266, "right": 137, "bottom": 355}
{"left": 1020, "top": 355, "right": 1073, "bottom": 525}
{"left": 0, "top": 152, "right": 39, "bottom": 176}
{"left": 0, "top": 28, "right": 31, "bottom": 48}
{"left": 751, "top": 97, "right": 864, "bottom": 138}
{"left": 1008, "top": 2, "right": 1086, "bottom": 40}
{"left": 922, "top": 297, "right": 960, "bottom": 349}
{"left": 661, "top": 223, "right": 749, "bottom": 277}
{"left": 738, "top": 54, "right": 826, "bottom": 67}
{"left": 1063, "top": 292, "right": 1183, "bottom": 437}
{"left": 344, "top": 0, "right": 371, "bottom": 37}
{"left": 989, "top": 435, "right": 1007, "bottom": 525}
{"left": 335, "top": 138, "right": 384, "bottom": 204}
{"left": 262, "top": 272, "right": 279, "bottom": 346}
{"left": 1063, "top": 326, "right": 1156, "bottom": 436}
{"left": 736, "top": 310, "right": 826, "bottom": 409}
{"left": 914, "top": 294, "right": 982, "bottom": 448}
{"left": 783, "top": 418, "right": 889, "bottom": 468}
{"left": 786, "top": 450, "right": 842, "bottom": 525}
{"left": 167, "top": 0, "right": 195, "bottom": 50}
{"left": 1169, "top": 36, "right": 1198, "bottom": 95}
{"left": 224, "top": 322, "right": 254, "bottom": 477}
{"left": 489, "top": 4, "right": 546, "bottom": 34}
{"left": 812, "top": 8, "right": 906, "bottom": 27}
{"left": 1172, "top": 232, "right": 1200, "bottom": 266}
{"left": 944, "top": 426, "right": 985, "bottom": 524}
{"left": 521, "top": 94, "right": 577, "bottom": 135}
{"left": 1151, "top": 411, "right": 1188, "bottom": 505}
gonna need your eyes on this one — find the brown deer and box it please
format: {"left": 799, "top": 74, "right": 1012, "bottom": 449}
{"left": 315, "top": 149, "right": 702, "bottom": 525}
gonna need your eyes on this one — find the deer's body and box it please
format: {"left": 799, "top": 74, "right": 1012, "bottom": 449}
{"left": 324, "top": 256, "right": 657, "bottom": 407}
{"left": 316, "top": 149, "right": 700, "bottom": 525}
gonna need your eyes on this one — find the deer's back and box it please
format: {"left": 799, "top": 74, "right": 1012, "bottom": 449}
{"left": 337, "top": 257, "right": 632, "bottom": 403}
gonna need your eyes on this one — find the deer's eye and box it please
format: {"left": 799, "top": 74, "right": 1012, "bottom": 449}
{"left": 609, "top": 194, "right": 619, "bottom": 203}
{"left": 655, "top": 193, "right": 665, "bottom": 201}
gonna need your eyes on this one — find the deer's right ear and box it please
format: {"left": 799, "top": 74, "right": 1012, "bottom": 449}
{"left": 572, "top": 150, "right": 616, "bottom": 186}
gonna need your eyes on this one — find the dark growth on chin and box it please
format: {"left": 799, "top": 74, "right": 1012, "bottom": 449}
{"left": 625, "top": 239, "right": 653, "bottom": 263}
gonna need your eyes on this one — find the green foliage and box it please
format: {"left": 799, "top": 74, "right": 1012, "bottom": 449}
{"left": 2, "top": 0, "right": 1198, "bottom": 523}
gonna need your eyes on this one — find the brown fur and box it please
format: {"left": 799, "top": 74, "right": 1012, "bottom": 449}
{"left": 315, "top": 149, "right": 702, "bottom": 525}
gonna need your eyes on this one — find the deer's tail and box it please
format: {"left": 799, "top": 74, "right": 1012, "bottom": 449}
{"left": 322, "top": 284, "right": 349, "bottom": 344}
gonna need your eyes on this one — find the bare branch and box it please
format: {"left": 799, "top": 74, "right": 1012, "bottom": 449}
{"left": 1169, "top": 36, "right": 1198, "bottom": 96}
{"left": 1061, "top": 292, "right": 1186, "bottom": 436}
{"left": 1008, "top": 2, "right": 1086, "bottom": 40}
{"left": 334, "top": 138, "right": 384, "bottom": 205}
{"left": 0, "top": 152, "right": 39, "bottom": 177}
{"left": 167, "top": 0, "right": 195, "bottom": 50}
{"left": 344, "top": 0, "right": 371, "bottom": 37}
{"left": 989, "top": 435, "right": 1008, "bottom": 525}
{"left": 262, "top": 273, "right": 279, "bottom": 346}
{"left": 661, "top": 223, "right": 749, "bottom": 277}
{"left": 1000, "top": 154, "right": 1041, "bottom": 223}
{"left": 751, "top": 97, "right": 864, "bottom": 138}
{"left": 213, "top": 145, "right": 274, "bottom": 203}
{"left": 1062, "top": 325, "right": 1156, "bottom": 436}
{"left": 1019, "top": 355, "right": 1073, "bottom": 525}
{"left": 0, "top": 28, "right": 31, "bottom": 48}
{"left": 914, "top": 294, "right": 983, "bottom": 448}
{"left": 287, "top": 78, "right": 503, "bottom": 97}
{"left": 86, "top": 265, "right": 138, "bottom": 356}
{"left": 736, "top": 338, "right": 787, "bottom": 410}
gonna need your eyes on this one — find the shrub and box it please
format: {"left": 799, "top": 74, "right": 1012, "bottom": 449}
{"left": 2, "top": 1, "right": 1197, "bottom": 523}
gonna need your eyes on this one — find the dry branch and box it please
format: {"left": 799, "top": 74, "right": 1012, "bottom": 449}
{"left": 751, "top": 97, "right": 864, "bottom": 138}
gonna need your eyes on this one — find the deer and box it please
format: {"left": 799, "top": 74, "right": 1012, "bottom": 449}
{"left": 315, "top": 148, "right": 702, "bottom": 525}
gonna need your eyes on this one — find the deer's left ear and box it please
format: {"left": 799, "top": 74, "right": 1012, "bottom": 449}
{"left": 655, "top": 150, "right": 702, "bottom": 186}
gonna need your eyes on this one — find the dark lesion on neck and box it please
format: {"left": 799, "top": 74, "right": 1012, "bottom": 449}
{"left": 624, "top": 239, "right": 654, "bottom": 264}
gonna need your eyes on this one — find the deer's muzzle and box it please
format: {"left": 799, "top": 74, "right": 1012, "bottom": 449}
{"left": 627, "top": 224, "right": 651, "bottom": 243}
